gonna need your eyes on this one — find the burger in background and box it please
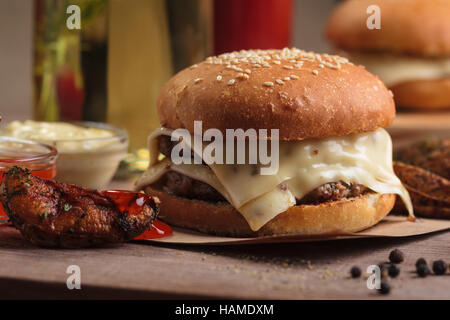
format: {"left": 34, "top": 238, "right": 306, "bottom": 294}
{"left": 326, "top": 0, "right": 450, "bottom": 111}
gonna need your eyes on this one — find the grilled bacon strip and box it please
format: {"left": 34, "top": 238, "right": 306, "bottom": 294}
{"left": 0, "top": 166, "right": 159, "bottom": 248}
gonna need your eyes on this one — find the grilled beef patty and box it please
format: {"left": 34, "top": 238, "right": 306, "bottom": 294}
{"left": 297, "top": 181, "right": 369, "bottom": 205}
{"left": 161, "top": 171, "right": 227, "bottom": 202}
{"left": 156, "top": 135, "right": 370, "bottom": 205}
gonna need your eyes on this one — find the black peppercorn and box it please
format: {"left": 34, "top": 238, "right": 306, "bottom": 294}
{"left": 389, "top": 249, "right": 404, "bottom": 264}
{"left": 378, "top": 280, "right": 391, "bottom": 295}
{"left": 350, "top": 266, "right": 361, "bottom": 278}
{"left": 388, "top": 264, "right": 400, "bottom": 278}
{"left": 432, "top": 260, "right": 447, "bottom": 275}
{"left": 378, "top": 261, "right": 389, "bottom": 269}
{"left": 378, "top": 262, "right": 390, "bottom": 278}
{"left": 415, "top": 258, "right": 427, "bottom": 269}
{"left": 417, "top": 263, "right": 431, "bottom": 277}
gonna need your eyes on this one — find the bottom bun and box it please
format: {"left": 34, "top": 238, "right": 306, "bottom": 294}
{"left": 144, "top": 186, "right": 396, "bottom": 237}
{"left": 390, "top": 78, "right": 450, "bottom": 110}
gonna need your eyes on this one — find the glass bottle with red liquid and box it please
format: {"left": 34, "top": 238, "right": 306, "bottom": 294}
{"left": 213, "top": 0, "right": 293, "bottom": 55}
{"left": 0, "top": 137, "right": 58, "bottom": 222}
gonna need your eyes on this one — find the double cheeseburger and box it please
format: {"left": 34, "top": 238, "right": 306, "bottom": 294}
{"left": 326, "top": 0, "right": 450, "bottom": 110}
{"left": 136, "top": 48, "right": 413, "bottom": 237}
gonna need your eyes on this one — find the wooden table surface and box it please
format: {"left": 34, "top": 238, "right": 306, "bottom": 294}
{"left": 0, "top": 206, "right": 449, "bottom": 299}
{"left": 0, "top": 112, "right": 449, "bottom": 299}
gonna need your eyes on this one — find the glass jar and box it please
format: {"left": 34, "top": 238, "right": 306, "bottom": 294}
{"left": 0, "top": 137, "right": 58, "bottom": 221}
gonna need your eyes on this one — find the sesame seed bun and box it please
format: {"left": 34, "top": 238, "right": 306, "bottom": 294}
{"left": 145, "top": 185, "right": 395, "bottom": 237}
{"left": 390, "top": 78, "right": 450, "bottom": 110}
{"left": 157, "top": 49, "right": 395, "bottom": 140}
{"left": 326, "top": 0, "right": 450, "bottom": 57}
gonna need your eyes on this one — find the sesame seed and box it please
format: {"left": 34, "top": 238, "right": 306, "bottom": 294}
{"left": 227, "top": 79, "right": 236, "bottom": 85}
{"left": 324, "top": 61, "right": 341, "bottom": 69}
{"left": 330, "top": 64, "right": 341, "bottom": 69}
{"left": 204, "top": 49, "right": 350, "bottom": 77}
{"left": 312, "top": 70, "right": 318, "bottom": 75}
{"left": 263, "top": 81, "right": 274, "bottom": 87}
{"left": 236, "top": 72, "right": 249, "bottom": 80}
{"left": 216, "top": 75, "right": 222, "bottom": 81}
{"left": 190, "top": 64, "right": 198, "bottom": 69}
{"left": 275, "top": 79, "right": 284, "bottom": 85}
{"left": 290, "top": 74, "right": 299, "bottom": 79}
{"left": 284, "top": 77, "right": 290, "bottom": 81}
{"left": 194, "top": 78, "right": 202, "bottom": 84}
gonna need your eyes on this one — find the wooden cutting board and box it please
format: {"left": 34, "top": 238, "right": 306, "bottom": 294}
{"left": 387, "top": 111, "right": 450, "bottom": 150}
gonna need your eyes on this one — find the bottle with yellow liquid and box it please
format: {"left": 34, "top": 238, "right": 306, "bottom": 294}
{"left": 108, "top": 0, "right": 212, "bottom": 151}
{"left": 107, "top": 0, "right": 173, "bottom": 152}
{"left": 33, "top": 0, "right": 212, "bottom": 172}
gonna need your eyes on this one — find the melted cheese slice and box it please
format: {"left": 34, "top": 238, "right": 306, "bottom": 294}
{"left": 136, "top": 127, "right": 413, "bottom": 231}
{"left": 343, "top": 52, "right": 450, "bottom": 87}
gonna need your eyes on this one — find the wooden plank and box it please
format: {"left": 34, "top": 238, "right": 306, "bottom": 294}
{"left": 387, "top": 112, "right": 450, "bottom": 150}
{"left": 0, "top": 224, "right": 448, "bottom": 299}
{"left": 1, "top": 109, "right": 448, "bottom": 299}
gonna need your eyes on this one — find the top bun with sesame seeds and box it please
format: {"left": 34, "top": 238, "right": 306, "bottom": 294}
{"left": 156, "top": 48, "right": 395, "bottom": 140}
